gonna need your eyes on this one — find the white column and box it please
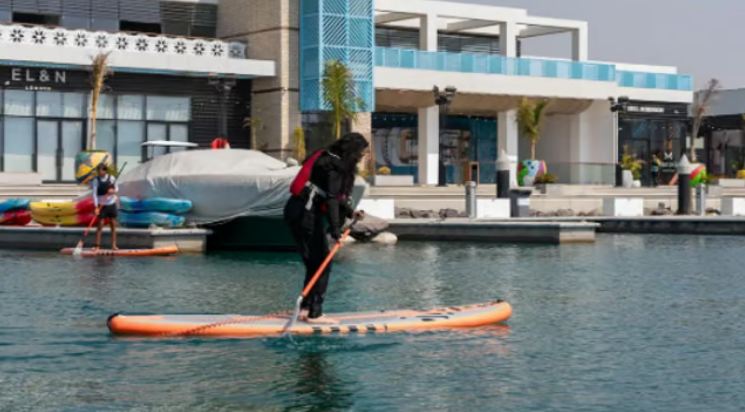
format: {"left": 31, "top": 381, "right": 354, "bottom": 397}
{"left": 418, "top": 106, "right": 440, "bottom": 185}
{"left": 420, "top": 13, "right": 438, "bottom": 51}
{"left": 571, "top": 26, "right": 588, "bottom": 61}
{"left": 498, "top": 110, "right": 519, "bottom": 187}
{"left": 499, "top": 21, "right": 518, "bottom": 57}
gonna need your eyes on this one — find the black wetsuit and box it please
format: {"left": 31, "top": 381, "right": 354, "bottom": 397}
{"left": 284, "top": 152, "right": 354, "bottom": 319}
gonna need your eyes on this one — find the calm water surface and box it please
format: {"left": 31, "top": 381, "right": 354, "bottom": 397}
{"left": 1, "top": 235, "right": 744, "bottom": 411}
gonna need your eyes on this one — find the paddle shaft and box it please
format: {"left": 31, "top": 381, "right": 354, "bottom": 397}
{"left": 301, "top": 226, "right": 352, "bottom": 298}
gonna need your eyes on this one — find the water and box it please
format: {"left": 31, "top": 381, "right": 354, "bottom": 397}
{"left": 1, "top": 235, "right": 744, "bottom": 411}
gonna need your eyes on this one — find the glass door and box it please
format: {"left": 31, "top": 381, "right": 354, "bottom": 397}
{"left": 36, "top": 120, "right": 59, "bottom": 181}
{"left": 61, "top": 121, "right": 83, "bottom": 181}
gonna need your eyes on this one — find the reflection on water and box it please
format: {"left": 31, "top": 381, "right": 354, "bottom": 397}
{"left": 2, "top": 235, "right": 745, "bottom": 411}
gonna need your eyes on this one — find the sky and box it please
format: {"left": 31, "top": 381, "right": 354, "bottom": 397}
{"left": 447, "top": 0, "right": 745, "bottom": 90}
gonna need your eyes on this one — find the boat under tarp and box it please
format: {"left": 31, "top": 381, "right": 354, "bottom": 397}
{"left": 118, "top": 149, "right": 300, "bottom": 225}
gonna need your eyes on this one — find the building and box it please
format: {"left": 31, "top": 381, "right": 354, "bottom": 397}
{"left": 699, "top": 88, "right": 745, "bottom": 178}
{"left": 0, "top": 0, "right": 692, "bottom": 185}
{"left": 0, "top": 0, "right": 273, "bottom": 182}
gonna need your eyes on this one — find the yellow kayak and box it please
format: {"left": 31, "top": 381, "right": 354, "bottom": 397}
{"left": 30, "top": 197, "right": 95, "bottom": 217}
{"left": 32, "top": 213, "right": 96, "bottom": 227}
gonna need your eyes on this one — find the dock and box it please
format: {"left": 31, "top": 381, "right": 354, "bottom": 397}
{"left": 0, "top": 226, "right": 211, "bottom": 253}
{"left": 388, "top": 219, "right": 598, "bottom": 244}
{"left": 522, "top": 216, "right": 745, "bottom": 235}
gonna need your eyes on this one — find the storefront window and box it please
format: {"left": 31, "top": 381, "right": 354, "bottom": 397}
{"left": 98, "top": 120, "right": 117, "bottom": 158}
{"left": 4, "top": 91, "right": 33, "bottom": 116}
{"left": 3, "top": 117, "right": 33, "bottom": 172}
{"left": 146, "top": 96, "right": 190, "bottom": 122}
{"left": 118, "top": 121, "right": 144, "bottom": 170}
{"left": 95, "top": 94, "right": 115, "bottom": 119}
{"left": 118, "top": 95, "right": 144, "bottom": 120}
{"left": 37, "top": 92, "right": 86, "bottom": 118}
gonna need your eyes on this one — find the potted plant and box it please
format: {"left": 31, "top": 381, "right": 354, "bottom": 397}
{"left": 619, "top": 149, "right": 643, "bottom": 188}
{"left": 533, "top": 173, "right": 558, "bottom": 194}
{"left": 516, "top": 98, "right": 549, "bottom": 186}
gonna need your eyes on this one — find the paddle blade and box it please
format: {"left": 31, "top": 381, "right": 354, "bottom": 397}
{"left": 72, "top": 241, "right": 83, "bottom": 257}
{"left": 283, "top": 296, "right": 304, "bottom": 336}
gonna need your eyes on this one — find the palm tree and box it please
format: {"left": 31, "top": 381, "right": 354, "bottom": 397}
{"left": 322, "top": 60, "right": 364, "bottom": 139}
{"left": 517, "top": 98, "right": 549, "bottom": 160}
{"left": 88, "top": 52, "right": 111, "bottom": 150}
{"left": 690, "top": 78, "right": 720, "bottom": 162}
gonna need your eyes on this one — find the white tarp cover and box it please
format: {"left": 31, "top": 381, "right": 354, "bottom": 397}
{"left": 118, "top": 149, "right": 299, "bottom": 225}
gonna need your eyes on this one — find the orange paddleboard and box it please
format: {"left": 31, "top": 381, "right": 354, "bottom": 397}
{"left": 60, "top": 245, "right": 180, "bottom": 257}
{"left": 107, "top": 300, "right": 512, "bottom": 338}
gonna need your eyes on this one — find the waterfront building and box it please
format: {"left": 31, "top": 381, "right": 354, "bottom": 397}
{"left": 0, "top": 0, "right": 692, "bottom": 186}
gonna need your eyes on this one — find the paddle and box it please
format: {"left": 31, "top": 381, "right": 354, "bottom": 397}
{"left": 72, "top": 213, "right": 99, "bottom": 257}
{"left": 284, "top": 220, "right": 357, "bottom": 335}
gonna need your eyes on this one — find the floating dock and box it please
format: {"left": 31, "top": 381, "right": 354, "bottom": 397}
{"left": 0, "top": 226, "right": 211, "bottom": 253}
{"left": 526, "top": 216, "right": 745, "bottom": 235}
{"left": 388, "top": 219, "right": 598, "bottom": 244}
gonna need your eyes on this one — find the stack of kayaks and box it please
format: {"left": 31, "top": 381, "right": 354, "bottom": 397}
{"left": 30, "top": 197, "right": 96, "bottom": 227}
{"left": 119, "top": 197, "right": 191, "bottom": 228}
{"left": 0, "top": 198, "right": 32, "bottom": 226}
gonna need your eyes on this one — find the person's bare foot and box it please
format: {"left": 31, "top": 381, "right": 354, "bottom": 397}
{"left": 92, "top": 246, "right": 100, "bottom": 252}
{"left": 305, "top": 315, "right": 339, "bottom": 325}
{"left": 111, "top": 245, "right": 119, "bottom": 250}
{"left": 298, "top": 309, "right": 310, "bottom": 321}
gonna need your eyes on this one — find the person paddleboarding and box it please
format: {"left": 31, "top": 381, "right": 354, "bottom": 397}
{"left": 284, "top": 133, "right": 369, "bottom": 324}
{"left": 91, "top": 163, "right": 119, "bottom": 250}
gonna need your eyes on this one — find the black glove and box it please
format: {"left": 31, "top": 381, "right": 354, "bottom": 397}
{"left": 329, "top": 226, "right": 341, "bottom": 241}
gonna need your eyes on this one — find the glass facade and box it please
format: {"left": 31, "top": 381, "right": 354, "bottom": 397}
{"left": 618, "top": 113, "right": 687, "bottom": 187}
{"left": 0, "top": 89, "right": 190, "bottom": 181}
{"left": 372, "top": 113, "right": 497, "bottom": 184}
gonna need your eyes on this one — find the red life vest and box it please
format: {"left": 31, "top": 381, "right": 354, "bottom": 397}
{"left": 290, "top": 150, "right": 324, "bottom": 197}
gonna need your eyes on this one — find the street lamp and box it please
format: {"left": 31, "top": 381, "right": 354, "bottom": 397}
{"left": 209, "top": 75, "right": 237, "bottom": 138}
{"left": 609, "top": 96, "right": 629, "bottom": 187}
{"left": 433, "top": 86, "right": 457, "bottom": 186}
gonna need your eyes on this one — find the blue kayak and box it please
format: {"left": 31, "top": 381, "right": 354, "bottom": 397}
{"left": 119, "top": 211, "right": 186, "bottom": 228}
{"left": 119, "top": 197, "right": 192, "bottom": 214}
{"left": 0, "top": 198, "right": 30, "bottom": 213}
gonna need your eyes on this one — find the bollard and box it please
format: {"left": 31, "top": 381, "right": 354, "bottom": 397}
{"left": 677, "top": 155, "right": 692, "bottom": 215}
{"left": 466, "top": 181, "right": 477, "bottom": 219}
{"left": 496, "top": 149, "right": 511, "bottom": 199}
{"left": 696, "top": 185, "right": 706, "bottom": 216}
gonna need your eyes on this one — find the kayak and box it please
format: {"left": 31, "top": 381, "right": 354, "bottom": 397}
{"left": 0, "top": 198, "right": 30, "bottom": 213}
{"left": 0, "top": 210, "right": 32, "bottom": 226}
{"left": 61, "top": 245, "right": 180, "bottom": 257}
{"left": 32, "top": 212, "right": 97, "bottom": 227}
{"left": 119, "top": 211, "right": 185, "bottom": 228}
{"left": 120, "top": 197, "right": 192, "bottom": 214}
{"left": 107, "top": 300, "right": 512, "bottom": 338}
{"left": 30, "top": 197, "right": 95, "bottom": 216}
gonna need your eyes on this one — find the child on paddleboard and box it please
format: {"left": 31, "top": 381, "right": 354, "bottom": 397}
{"left": 91, "top": 163, "right": 119, "bottom": 250}
{"left": 284, "top": 133, "right": 368, "bottom": 324}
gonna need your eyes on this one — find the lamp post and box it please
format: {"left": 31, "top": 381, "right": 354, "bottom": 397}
{"left": 209, "top": 76, "right": 237, "bottom": 138}
{"left": 434, "top": 86, "right": 457, "bottom": 187}
{"left": 610, "top": 96, "right": 629, "bottom": 187}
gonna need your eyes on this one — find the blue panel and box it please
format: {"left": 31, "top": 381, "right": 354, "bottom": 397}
{"left": 300, "top": 0, "right": 375, "bottom": 112}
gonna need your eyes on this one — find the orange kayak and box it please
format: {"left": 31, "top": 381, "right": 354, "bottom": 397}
{"left": 60, "top": 245, "right": 180, "bottom": 257}
{"left": 107, "top": 300, "right": 512, "bottom": 338}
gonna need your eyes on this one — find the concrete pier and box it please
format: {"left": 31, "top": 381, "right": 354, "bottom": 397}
{"left": 0, "top": 226, "right": 211, "bottom": 253}
{"left": 388, "top": 219, "right": 598, "bottom": 244}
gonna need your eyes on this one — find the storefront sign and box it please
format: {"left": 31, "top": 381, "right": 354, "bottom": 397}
{"left": 626, "top": 105, "right": 665, "bottom": 114}
{"left": 7, "top": 68, "right": 67, "bottom": 89}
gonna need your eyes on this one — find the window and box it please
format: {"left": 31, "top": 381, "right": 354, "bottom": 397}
{"left": 146, "top": 96, "right": 190, "bottom": 121}
{"left": 98, "top": 120, "right": 117, "bottom": 158}
{"left": 120, "top": 21, "right": 162, "bottom": 34}
{"left": 117, "top": 120, "right": 144, "bottom": 169}
{"left": 3, "top": 117, "right": 33, "bottom": 172}
{"left": 90, "top": 18, "right": 118, "bottom": 32}
{"left": 4, "top": 91, "right": 33, "bottom": 116}
{"left": 13, "top": 13, "right": 60, "bottom": 26}
{"left": 117, "top": 95, "right": 144, "bottom": 120}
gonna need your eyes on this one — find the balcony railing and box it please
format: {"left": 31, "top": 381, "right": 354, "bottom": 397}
{"left": 376, "top": 47, "right": 693, "bottom": 91}
{"left": 376, "top": 47, "right": 617, "bottom": 82}
{"left": 617, "top": 70, "right": 693, "bottom": 91}
{"left": 0, "top": 23, "right": 247, "bottom": 60}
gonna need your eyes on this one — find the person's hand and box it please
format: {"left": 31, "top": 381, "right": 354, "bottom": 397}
{"left": 329, "top": 227, "right": 341, "bottom": 241}
{"left": 353, "top": 210, "right": 366, "bottom": 221}
{"left": 95, "top": 207, "right": 101, "bottom": 216}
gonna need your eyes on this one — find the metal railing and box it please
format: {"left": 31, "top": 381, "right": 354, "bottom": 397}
{"left": 376, "top": 47, "right": 616, "bottom": 82}
{"left": 616, "top": 70, "right": 693, "bottom": 91}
